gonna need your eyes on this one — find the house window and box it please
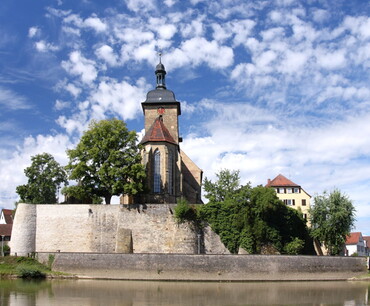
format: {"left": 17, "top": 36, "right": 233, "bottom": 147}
{"left": 279, "top": 188, "right": 285, "bottom": 194}
{"left": 302, "top": 199, "right": 306, "bottom": 206}
{"left": 168, "top": 151, "right": 174, "bottom": 195}
{"left": 154, "top": 150, "right": 161, "bottom": 193}
{"left": 294, "top": 188, "right": 300, "bottom": 193}
{"left": 303, "top": 213, "right": 307, "bottom": 220}
{"left": 284, "top": 199, "right": 295, "bottom": 206}
{"left": 287, "top": 188, "right": 292, "bottom": 194}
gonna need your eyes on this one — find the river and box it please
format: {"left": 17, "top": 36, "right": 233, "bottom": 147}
{"left": 0, "top": 279, "right": 369, "bottom": 305}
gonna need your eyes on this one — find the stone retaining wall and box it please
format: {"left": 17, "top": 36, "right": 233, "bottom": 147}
{"left": 37, "top": 252, "right": 368, "bottom": 281}
{"left": 11, "top": 203, "right": 229, "bottom": 256}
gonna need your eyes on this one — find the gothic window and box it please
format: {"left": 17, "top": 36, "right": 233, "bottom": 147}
{"left": 154, "top": 150, "right": 161, "bottom": 193}
{"left": 168, "top": 151, "right": 174, "bottom": 195}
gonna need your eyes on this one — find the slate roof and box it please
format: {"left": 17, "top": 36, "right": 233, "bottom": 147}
{"left": 0, "top": 224, "right": 12, "bottom": 236}
{"left": 2, "top": 209, "right": 13, "bottom": 224}
{"left": 266, "top": 174, "right": 300, "bottom": 187}
{"left": 140, "top": 116, "right": 177, "bottom": 145}
{"left": 345, "top": 232, "right": 362, "bottom": 245}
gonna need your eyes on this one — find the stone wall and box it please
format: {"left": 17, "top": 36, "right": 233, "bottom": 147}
{"left": 37, "top": 252, "right": 368, "bottom": 281}
{"left": 11, "top": 203, "right": 228, "bottom": 256}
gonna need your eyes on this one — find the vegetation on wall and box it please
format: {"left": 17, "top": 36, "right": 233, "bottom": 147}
{"left": 16, "top": 153, "right": 68, "bottom": 204}
{"left": 184, "top": 169, "right": 314, "bottom": 255}
{"left": 63, "top": 119, "right": 146, "bottom": 204}
{"left": 309, "top": 189, "right": 355, "bottom": 256}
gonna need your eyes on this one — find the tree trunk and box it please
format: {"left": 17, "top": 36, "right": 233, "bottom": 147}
{"left": 105, "top": 195, "right": 111, "bottom": 204}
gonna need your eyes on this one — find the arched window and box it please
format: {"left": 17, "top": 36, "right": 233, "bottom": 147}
{"left": 168, "top": 151, "right": 174, "bottom": 195}
{"left": 153, "top": 150, "right": 161, "bottom": 193}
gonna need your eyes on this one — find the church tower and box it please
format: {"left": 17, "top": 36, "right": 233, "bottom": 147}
{"left": 139, "top": 57, "right": 202, "bottom": 204}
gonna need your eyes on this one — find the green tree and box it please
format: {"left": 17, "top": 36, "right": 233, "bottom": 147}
{"left": 200, "top": 169, "right": 312, "bottom": 254}
{"left": 309, "top": 189, "right": 356, "bottom": 255}
{"left": 16, "top": 153, "right": 68, "bottom": 204}
{"left": 64, "top": 119, "right": 146, "bottom": 204}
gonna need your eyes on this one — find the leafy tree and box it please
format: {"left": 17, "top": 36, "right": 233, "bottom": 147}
{"left": 16, "top": 153, "right": 68, "bottom": 204}
{"left": 64, "top": 119, "right": 146, "bottom": 204}
{"left": 200, "top": 169, "right": 312, "bottom": 254}
{"left": 309, "top": 189, "right": 355, "bottom": 255}
{"left": 203, "top": 169, "right": 242, "bottom": 202}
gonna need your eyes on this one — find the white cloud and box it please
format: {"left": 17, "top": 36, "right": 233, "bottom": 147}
{"left": 316, "top": 49, "right": 346, "bottom": 70}
{"left": 65, "top": 83, "right": 82, "bottom": 98}
{"left": 84, "top": 16, "right": 107, "bottom": 33}
{"left": 125, "top": 0, "right": 156, "bottom": 13}
{"left": 312, "top": 8, "right": 328, "bottom": 23}
{"left": 95, "top": 45, "right": 119, "bottom": 66}
{"left": 0, "top": 87, "right": 31, "bottom": 110}
{"left": 167, "top": 37, "right": 234, "bottom": 69}
{"left": 54, "top": 99, "right": 71, "bottom": 110}
{"left": 35, "top": 40, "right": 59, "bottom": 52}
{"left": 28, "top": 26, "right": 39, "bottom": 38}
{"left": 61, "top": 51, "right": 98, "bottom": 84}
{"left": 164, "top": 0, "right": 176, "bottom": 7}
{"left": 157, "top": 24, "right": 177, "bottom": 40}
{"left": 90, "top": 77, "right": 150, "bottom": 121}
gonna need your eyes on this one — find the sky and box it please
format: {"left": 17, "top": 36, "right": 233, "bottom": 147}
{"left": 1, "top": 0, "right": 369, "bottom": 235}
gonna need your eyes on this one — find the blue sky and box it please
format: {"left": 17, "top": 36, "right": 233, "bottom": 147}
{"left": 1, "top": 0, "right": 369, "bottom": 235}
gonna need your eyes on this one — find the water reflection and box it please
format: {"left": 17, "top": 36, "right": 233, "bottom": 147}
{"left": 0, "top": 279, "right": 369, "bottom": 305}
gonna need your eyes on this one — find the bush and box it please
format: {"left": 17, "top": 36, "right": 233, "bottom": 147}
{"left": 284, "top": 237, "right": 305, "bottom": 255}
{"left": 2, "top": 244, "right": 10, "bottom": 255}
{"left": 174, "top": 199, "right": 198, "bottom": 224}
{"left": 17, "top": 267, "right": 46, "bottom": 279}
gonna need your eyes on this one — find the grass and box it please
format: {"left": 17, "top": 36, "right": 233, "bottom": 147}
{"left": 0, "top": 256, "right": 52, "bottom": 279}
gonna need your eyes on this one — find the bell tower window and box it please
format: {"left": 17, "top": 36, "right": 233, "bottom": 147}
{"left": 154, "top": 150, "right": 161, "bottom": 193}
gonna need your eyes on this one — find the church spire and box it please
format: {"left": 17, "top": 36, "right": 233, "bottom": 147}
{"left": 155, "top": 52, "right": 166, "bottom": 89}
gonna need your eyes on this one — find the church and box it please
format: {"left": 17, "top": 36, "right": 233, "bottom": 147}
{"left": 137, "top": 58, "right": 203, "bottom": 204}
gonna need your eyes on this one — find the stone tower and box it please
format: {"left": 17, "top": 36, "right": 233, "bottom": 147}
{"left": 139, "top": 58, "right": 203, "bottom": 204}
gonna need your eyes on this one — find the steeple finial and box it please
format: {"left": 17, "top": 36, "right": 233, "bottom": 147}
{"left": 155, "top": 52, "right": 166, "bottom": 89}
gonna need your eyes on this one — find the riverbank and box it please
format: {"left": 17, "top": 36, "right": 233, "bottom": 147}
{"left": 0, "top": 256, "right": 52, "bottom": 279}
{"left": 37, "top": 252, "right": 369, "bottom": 282}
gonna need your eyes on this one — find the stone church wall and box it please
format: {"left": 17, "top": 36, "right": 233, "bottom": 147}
{"left": 11, "top": 203, "right": 228, "bottom": 256}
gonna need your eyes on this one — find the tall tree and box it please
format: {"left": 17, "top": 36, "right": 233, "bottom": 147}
{"left": 16, "top": 153, "right": 68, "bottom": 204}
{"left": 309, "top": 189, "right": 356, "bottom": 255}
{"left": 64, "top": 119, "right": 146, "bottom": 204}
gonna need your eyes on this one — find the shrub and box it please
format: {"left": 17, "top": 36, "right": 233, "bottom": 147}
{"left": 284, "top": 237, "right": 305, "bottom": 255}
{"left": 174, "top": 199, "right": 198, "bottom": 224}
{"left": 17, "top": 267, "right": 46, "bottom": 279}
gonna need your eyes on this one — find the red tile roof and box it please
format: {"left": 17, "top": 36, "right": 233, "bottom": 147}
{"left": 266, "top": 174, "right": 300, "bottom": 187}
{"left": 2, "top": 209, "right": 13, "bottom": 224}
{"left": 345, "top": 232, "right": 362, "bottom": 245}
{"left": 140, "top": 116, "right": 177, "bottom": 145}
{"left": 0, "top": 224, "right": 12, "bottom": 236}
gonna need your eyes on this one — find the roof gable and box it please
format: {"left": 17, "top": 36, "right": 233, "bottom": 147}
{"left": 346, "top": 232, "right": 362, "bottom": 245}
{"left": 1, "top": 209, "right": 13, "bottom": 224}
{"left": 266, "top": 174, "right": 300, "bottom": 187}
{"left": 140, "top": 116, "right": 177, "bottom": 145}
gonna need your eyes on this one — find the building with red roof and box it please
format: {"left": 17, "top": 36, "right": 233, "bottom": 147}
{"left": 0, "top": 209, "right": 14, "bottom": 248}
{"left": 345, "top": 232, "right": 366, "bottom": 256}
{"left": 266, "top": 174, "right": 311, "bottom": 224}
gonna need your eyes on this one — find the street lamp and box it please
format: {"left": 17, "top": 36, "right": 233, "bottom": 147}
{"left": 1, "top": 235, "right": 4, "bottom": 257}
